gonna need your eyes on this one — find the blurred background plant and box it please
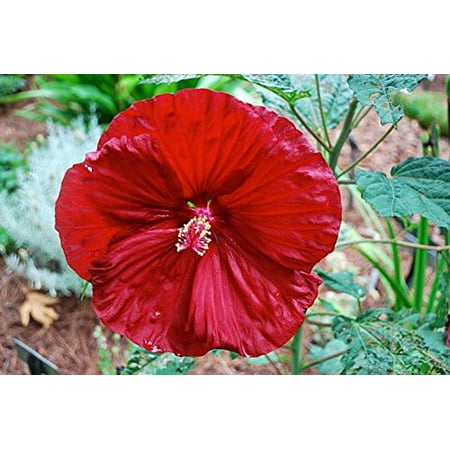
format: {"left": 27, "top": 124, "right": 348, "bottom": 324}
{"left": 0, "top": 117, "right": 102, "bottom": 296}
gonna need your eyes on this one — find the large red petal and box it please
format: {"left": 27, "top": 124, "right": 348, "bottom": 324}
{"left": 97, "top": 89, "right": 284, "bottom": 200}
{"left": 89, "top": 226, "right": 202, "bottom": 354}
{"left": 55, "top": 134, "right": 186, "bottom": 280}
{"left": 217, "top": 107, "right": 341, "bottom": 272}
{"left": 90, "top": 227, "right": 320, "bottom": 357}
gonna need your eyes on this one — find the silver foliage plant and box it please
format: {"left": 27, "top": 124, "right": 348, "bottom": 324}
{"left": 0, "top": 117, "right": 102, "bottom": 297}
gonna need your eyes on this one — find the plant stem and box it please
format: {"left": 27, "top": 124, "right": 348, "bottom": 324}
{"left": 337, "top": 124, "right": 395, "bottom": 179}
{"left": 352, "top": 105, "right": 374, "bottom": 128}
{"left": 412, "top": 217, "right": 429, "bottom": 312}
{"left": 300, "top": 349, "right": 347, "bottom": 372}
{"left": 291, "top": 325, "right": 303, "bottom": 374}
{"left": 385, "top": 218, "right": 409, "bottom": 310}
{"left": 426, "top": 256, "right": 446, "bottom": 314}
{"left": 264, "top": 353, "right": 284, "bottom": 375}
{"left": 329, "top": 99, "right": 358, "bottom": 172}
{"left": 336, "top": 238, "right": 450, "bottom": 252}
{"left": 289, "top": 103, "right": 331, "bottom": 152}
{"left": 315, "top": 74, "right": 332, "bottom": 148}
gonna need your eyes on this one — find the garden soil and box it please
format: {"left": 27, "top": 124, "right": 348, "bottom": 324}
{"left": 1, "top": 76, "right": 448, "bottom": 375}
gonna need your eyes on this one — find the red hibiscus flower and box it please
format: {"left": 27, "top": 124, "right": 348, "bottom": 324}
{"left": 55, "top": 88, "right": 341, "bottom": 357}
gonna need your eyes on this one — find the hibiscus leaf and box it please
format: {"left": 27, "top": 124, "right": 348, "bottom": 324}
{"left": 315, "top": 269, "right": 367, "bottom": 299}
{"left": 347, "top": 74, "right": 426, "bottom": 125}
{"left": 356, "top": 156, "right": 450, "bottom": 228}
{"left": 292, "top": 74, "right": 353, "bottom": 131}
{"left": 332, "top": 308, "right": 450, "bottom": 374}
{"left": 121, "top": 345, "right": 195, "bottom": 375}
{"left": 242, "top": 74, "right": 311, "bottom": 103}
{"left": 140, "top": 74, "right": 201, "bottom": 85}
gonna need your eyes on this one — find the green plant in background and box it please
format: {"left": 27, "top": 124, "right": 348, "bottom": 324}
{"left": 0, "top": 74, "right": 26, "bottom": 97}
{"left": 0, "top": 74, "right": 250, "bottom": 125}
{"left": 0, "top": 117, "right": 102, "bottom": 296}
{"left": 0, "top": 143, "right": 27, "bottom": 253}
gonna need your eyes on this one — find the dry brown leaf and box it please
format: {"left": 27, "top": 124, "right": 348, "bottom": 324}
{"left": 19, "top": 291, "right": 60, "bottom": 328}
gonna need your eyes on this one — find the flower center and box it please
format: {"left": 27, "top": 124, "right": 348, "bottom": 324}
{"left": 176, "top": 203, "right": 213, "bottom": 256}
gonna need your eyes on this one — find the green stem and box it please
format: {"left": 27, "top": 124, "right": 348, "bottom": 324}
{"left": 352, "top": 105, "right": 373, "bottom": 128}
{"left": 355, "top": 247, "right": 412, "bottom": 309}
{"left": 426, "top": 256, "right": 446, "bottom": 314}
{"left": 336, "top": 238, "right": 450, "bottom": 252}
{"left": 337, "top": 124, "right": 395, "bottom": 179}
{"left": 291, "top": 325, "right": 303, "bottom": 374}
{"left": 300, "top": 349, "right": 347, "bottom": 372}
{"left": 385, "top": 218, "right": 409, "bottom": 310}
{"left": 289, "top": 103, "right": 331, "bottom": 152}
{"left": 329, "top": 99, "right": 358, "bottom": 172}
{"left": 314, "top": 74, "right": 332, "bottom": 148}
{"left": 412, "top": 217, "right": 429, "bottom": 312}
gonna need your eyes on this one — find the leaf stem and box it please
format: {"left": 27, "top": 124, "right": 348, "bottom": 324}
{"left": 329, "top": 99, "right": 358, "bottom": 172}
{"left": 288, "top": 103, "right": 331, "bottom": 152}
{"left": 300, "top": 349, "right": 347, "bottom": 372}
{"left": 337, "top": 124, "right": 395, "bottom": 179}
{"left": 352, "top": 105, "right": 374, "bottom": 128}
{"left": 336, "top": 238, "right": 450, "bottom": 252}
{"left": 314, "top": 74, "right": 332, "bottom": 148}
{"left": 291, "top": 325, "right": 303, "bottom": 374}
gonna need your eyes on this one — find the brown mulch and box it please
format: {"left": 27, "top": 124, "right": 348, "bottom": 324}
{"left": 0, "top": 75, "right": 448, "bottom": 375}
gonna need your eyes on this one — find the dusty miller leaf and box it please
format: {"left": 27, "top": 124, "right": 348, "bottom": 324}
{"left": 348, "top": 74, "right": 426, "bottom": 125}
{"left": 356, "top": 156, "right": 450, "bottom": 228}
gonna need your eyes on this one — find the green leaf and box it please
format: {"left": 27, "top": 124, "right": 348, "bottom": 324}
{"left": 308, "top": 339, "right": 347, "bottom": 374}
{"left": 141, "top": 74, "right": 200, "bottom": 85}
{"left": 356, "top": 156, "right": 450, "bottom": 228}
{"left": 245, "top": 350, "right": 280, "bottom": 365}
{"left": 331, "top": 308, "right": 450, "bottom": 374}
{"left": 348, "top": 74, "right": 426, "bottom": 125}
{"left": 315, "top": 269, "right": 367, "bottom": 299}
{"left": 242, "top": 74, "right": 310, "bottom": 103}
{"left": 292, "top": 74, "right": 353, "bottom": 130}
{"left": 121, "top": 345, "right": 195, "bottom": 375}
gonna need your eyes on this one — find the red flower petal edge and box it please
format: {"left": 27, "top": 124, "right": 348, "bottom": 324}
{"left": 55, "top": 88, "right": 342, "bottom": 357}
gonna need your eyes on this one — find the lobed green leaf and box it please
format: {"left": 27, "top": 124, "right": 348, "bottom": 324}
{"left": 356, "top": 156, "right": 450, "bottom": 228}
{"left": 348, "top": 74, "right": 426, "bottom": 125}
{"left": 315, "top": 269, "right": 367, "bottom": 299}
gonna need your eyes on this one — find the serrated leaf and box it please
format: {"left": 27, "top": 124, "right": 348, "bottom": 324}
{"left": 331, "top": 308, "right": 450, "bottom": 374}
{"left": 315, "top": 269, "right": 367, "bottom": 299}
{"left": 292, "top": 74, "right": 353, "bottom": 130}
{"left": 19, "top": 290, "right": 59, "bottom": 328}
{"left": 356, "top": 156, "right": 450, "bottom": 227}
{"left": 348, "top": 74, "right": 426, "bottom": 125}
{"left": 242, "top": 74, "right": 310, "bottom": 103}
